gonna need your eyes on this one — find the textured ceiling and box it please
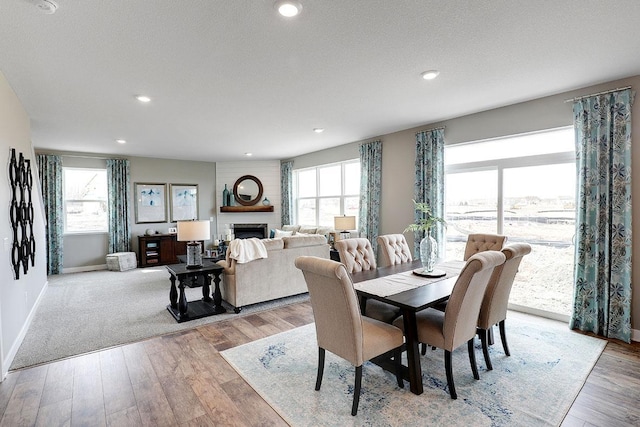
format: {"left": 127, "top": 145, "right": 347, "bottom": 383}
{"left": 2, "top": 0, "right": 640, "bottom": 162}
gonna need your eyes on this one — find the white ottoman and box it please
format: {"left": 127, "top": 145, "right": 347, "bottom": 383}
{"left": 106, "top": 252, "right": 137, "bottom": 271}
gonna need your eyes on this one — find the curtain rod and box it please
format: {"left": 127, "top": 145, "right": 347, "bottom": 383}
{"left": 416, "top": 126, "right": 445, "bottom": 134}
{"left": 564, "top": 86, "right": 631, "bottom": 103}
{"left": 36, "top": 152, "right": 124, "bottom": 160}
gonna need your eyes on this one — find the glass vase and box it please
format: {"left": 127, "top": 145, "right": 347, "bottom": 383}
{"left": 222, "top": 184, "right": 229, "bottom": 207}
{"left": 420, "top": 234, "right": 437, "bottom": 272}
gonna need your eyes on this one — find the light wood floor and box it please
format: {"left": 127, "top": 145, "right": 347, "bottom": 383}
{"left": 0, "top": 301, "right": 638, "bottom": 426}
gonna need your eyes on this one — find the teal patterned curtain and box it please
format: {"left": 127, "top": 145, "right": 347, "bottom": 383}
{"left": 570, "top": 89, "right": 633, "bottom": 343}
{"left": 359, "top": 140, "right": 382, "bottom": 250}
{"left": 36, "top": 154, "right": 63, "bottom": 275}
{"left": 106, "top": 159, "right": 131, "bottom": 253}
{"left": 281, "top": 161, "right": 293, "bottom": 226}
{"left": 413, "top": 128, "right": 445, "bottom": 258}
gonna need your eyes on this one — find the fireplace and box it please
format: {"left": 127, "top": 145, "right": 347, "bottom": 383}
{"left": 233, "top": 223, "right": 268, "bottom": 239}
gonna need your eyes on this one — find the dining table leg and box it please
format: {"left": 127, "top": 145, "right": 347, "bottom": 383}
{"left": 402, "top": 309, "right": 423, "bottom": 395}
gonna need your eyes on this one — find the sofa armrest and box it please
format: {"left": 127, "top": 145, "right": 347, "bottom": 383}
{"left": 216, "top": 259, "right": 236, "bottom": 275}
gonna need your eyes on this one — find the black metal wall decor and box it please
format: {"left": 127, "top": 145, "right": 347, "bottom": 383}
{"left": 9, "top": 148, "right": 35, "bottom": 279}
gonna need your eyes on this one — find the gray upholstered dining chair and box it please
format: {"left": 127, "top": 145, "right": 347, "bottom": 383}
{"left": 463, "top": 233, "right": 507, "bottom": 260}
{"left": 376, "top": 234, "right": 413, "bottom": 268}
{"left": 477, "top": 243, "right": 531, "bottom": 370}
{"left": 393, "top": 250, "right": 506, "bottom": 399}
{"left": 335, "top": 238, "right": 400, "bottom": 323}
{"left": 294, "top": 256, "right": 404, "bottom": 416}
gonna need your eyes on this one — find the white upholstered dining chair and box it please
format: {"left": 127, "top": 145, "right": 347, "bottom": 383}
{"left": 376, "top": 234, "right": 412, "bottom": 268}
{"left": 393, "top": 250, "right": 506, "bottom": 399}
{"left": 335, "top": 238, "right": 400, "bottom": 323}
{"left": 294, "top": 256, "right": 404, "bottom": 416}
{"left": 463, "top": 233, "right": 507, "bottom": 260}
{"left": 477, "top": 243, "right": 531, "bottom": 370}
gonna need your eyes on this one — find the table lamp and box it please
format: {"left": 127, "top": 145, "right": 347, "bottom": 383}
{"left": 334, "top": 215, "right": 356, "bottom": 240}
{"left": 177, "top": 220, "right": 210, "bottom": 268}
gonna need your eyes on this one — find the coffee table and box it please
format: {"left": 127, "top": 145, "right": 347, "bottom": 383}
{"left": 166, "top": 260, "right": 225, "bottom": 323}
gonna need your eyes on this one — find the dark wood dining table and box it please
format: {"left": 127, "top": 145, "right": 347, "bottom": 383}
{"left": 351, "top": 259, "right": 461, "bottom": 395}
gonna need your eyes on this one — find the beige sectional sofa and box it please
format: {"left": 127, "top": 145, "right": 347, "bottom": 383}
{"left": 216, "top": 235, "right": 330, "bottom": 312}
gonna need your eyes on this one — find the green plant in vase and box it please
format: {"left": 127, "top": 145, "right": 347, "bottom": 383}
{"left": 404, "top": 200, "right": 446, "bottom": 272}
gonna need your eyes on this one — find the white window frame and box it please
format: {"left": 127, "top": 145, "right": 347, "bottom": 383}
{"left": 293, "top": 159, "right": 360, "bottom": 226}
{"left": 63, "top": 167, "right": 109, "bottom": 234}
{"left": 445, "top": 127, "right": 575, "bottom": 235}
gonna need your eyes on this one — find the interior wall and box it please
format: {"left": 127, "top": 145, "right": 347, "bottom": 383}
{"left": 129, "top": 156, "right": 216, "bottom": 256}
{"left": 215, "top": 161, "right": 281, "bottom": 238}
{"left": 289, "top": 75, "right": 640, "bottom": 339}
{"left": 0, "top": 72, "right": 48, "bottom": 378}
{"left": 34, "top": 152, "right": 218, "bottom": 270}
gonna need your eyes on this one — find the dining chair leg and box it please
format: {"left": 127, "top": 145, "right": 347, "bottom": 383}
{"left": 468, "top": 338, "right": 480, "bottom": 380}
{"left": 499, "top": 320, "right": 510, "bottom": 356}
{"left": 444, "top": 350, "right": 457, "bottom": 399}
{"left": 315, "top": 347, "right": 325, "bottom": 391}
{"left": 479, "top": 328, "right": 493, "bottom": 371}
{"left": 394, "top": 347, "right": 404, "bottom": 388}
{"left": 421, "top": 343, "right": 426, "bottom": 355}
{"left": 351, "top": 365, "right": 363, "bottom": 416}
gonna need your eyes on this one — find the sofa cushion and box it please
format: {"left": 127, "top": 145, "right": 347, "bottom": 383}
{"left": 299, "top": 226, "right": 317, "bottom": 234}
{"left": 316, "top": 226, "right": 335, "bottom": 236}
{"left": 262, "top": 238, "right": 285, "bottom": 250}
{"left": 282, "top": 235, "right": 327, "bottom": 249}
{"left": 282, "top": 225, "right": 300, "bottom": 232}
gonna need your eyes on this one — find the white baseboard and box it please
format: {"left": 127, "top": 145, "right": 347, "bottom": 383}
{"left": 63, "top": 264, "right": 108, "bottom": 274}
{"left": 3, "top": 279, "right": 49, "bottom": 378}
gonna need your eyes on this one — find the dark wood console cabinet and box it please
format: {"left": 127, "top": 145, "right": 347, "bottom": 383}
{"left": 138, "top": 234, "right": 203, "bottom": 267}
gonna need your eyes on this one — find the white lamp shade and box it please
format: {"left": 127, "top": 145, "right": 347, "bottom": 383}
{"left": 334, "top": 215, "right": 356, "bottom": 231}
{"left": 177, "top": 220, "right": 210, "bottom": 242}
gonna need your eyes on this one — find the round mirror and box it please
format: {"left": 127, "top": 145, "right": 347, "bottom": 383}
{"left": 233, "top": 175, "right": 263, "bottom": 206}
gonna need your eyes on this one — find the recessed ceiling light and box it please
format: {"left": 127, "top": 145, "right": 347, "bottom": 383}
{"left": 135, "top": 95, "right": 151, "bottom": 103}
{"left": 116, "top": 139, "right": 126, "bottom": 144}
{"left": 28, "top": 0, "right": 58, "bottom": 14}
{"left": 313, "top": 128, "right": 324, "bottom": 133}
{"left": 421, "top": 70, "right": 440, "bottom": 80}
{"left": 245, "top": 152, "right": 253, "bottom": 156}
{"left": 274, "top": 0, "right": 302, "bottom": 17}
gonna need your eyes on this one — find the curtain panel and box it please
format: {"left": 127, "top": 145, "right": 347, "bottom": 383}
{"left": 359, "top": 141, "right": 382, "bottom": 251}
{"left": 413, "top": 128, "right": 445, "bottom": 258}
{"left": 570, "top": 88, "right": 633, "bottom": 343}
{"left": 280, "top": 161, "right": 293, "bottom": 226}
{"left": 36, "top": 154, "right": 63, "bottom": 275}
{"left": 106, "top": 159, "right": 131, "bottom": 253}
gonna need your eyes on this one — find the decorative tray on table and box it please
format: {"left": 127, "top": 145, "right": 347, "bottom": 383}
{"left": 412, "top": 268, "right": 446, "bottom": 278}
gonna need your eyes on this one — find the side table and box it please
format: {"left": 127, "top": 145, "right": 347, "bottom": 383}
{"left": 166, "top": 261, "right": 226, "bottom": 323}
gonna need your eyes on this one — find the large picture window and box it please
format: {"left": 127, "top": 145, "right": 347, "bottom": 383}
{"left": 294, "top": 160, "right": 360, "bottom": 227}
{"left": 63, "top": 167, "right": 108, "bottom": 233}
{"left": 445, "top": 127, "right": 575, "bottom": 317}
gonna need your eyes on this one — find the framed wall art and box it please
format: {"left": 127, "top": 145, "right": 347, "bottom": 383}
{"left": 170, "top": 183, "right": 198, "bottom": 222}
{"left": 134, "top": 182, "right": 167, "bottom": 223}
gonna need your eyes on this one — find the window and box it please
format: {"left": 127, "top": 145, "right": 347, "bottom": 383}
{"left": 294, "top": 160, "right": 360, "bottom": 227}
{"left": 444, "top": 127, "right": 575, "bottom": 317}
{"left": 63, "top": 167, "right": 108, "bottom": 233}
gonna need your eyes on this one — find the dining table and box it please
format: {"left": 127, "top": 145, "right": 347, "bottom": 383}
{"left": 351, "top": 259, "right": 464, "bottom": 395}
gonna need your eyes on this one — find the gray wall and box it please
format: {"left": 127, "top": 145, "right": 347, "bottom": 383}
{"left": 289, "top": 75, "right": 640, "bottom": 337}
{"left": 35, "top": 152, "right": 218, "bottom": 271}
{"left": 0, "top": 72, "right": 48, "bottom": 377}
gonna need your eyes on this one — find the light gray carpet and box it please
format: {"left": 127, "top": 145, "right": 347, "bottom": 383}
{"left": 222, "top": 312, "right": 606, "bottom": 426}
{"left": 11, "top": 267, "right": 309, "bottom": 370}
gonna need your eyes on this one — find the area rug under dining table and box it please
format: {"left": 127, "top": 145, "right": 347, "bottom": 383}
{"left": 221, "top": 311, "right": 606, "bottom": 426}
